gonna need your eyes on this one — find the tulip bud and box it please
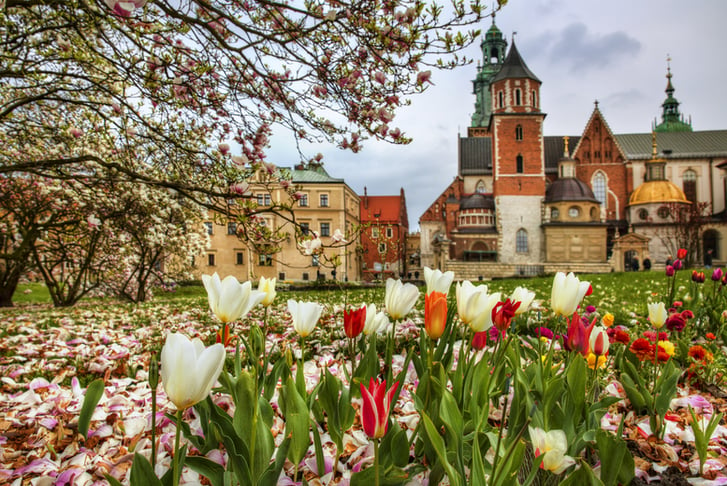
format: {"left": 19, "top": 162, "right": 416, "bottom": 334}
{"left": 677, "top": 248, "right": 687, "bottom": 260}
{"left": 665, "top": 265, "right": 675, "bottom": 277}
{"left": 149, "top": 354, "right": 159, "bottom": 389}
{"left": 712, "top": 268, "right": 723, "bottom": 281}
{"left": 673, "top": 259, "right": 683, "bottom": 270}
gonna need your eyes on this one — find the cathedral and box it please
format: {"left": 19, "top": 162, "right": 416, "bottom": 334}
{"left": 419, "top": 19, "right": 727, "bottom": 278}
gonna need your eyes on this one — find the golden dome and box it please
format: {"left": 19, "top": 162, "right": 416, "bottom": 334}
{"left": 628, "top": 181, "right": 688, "bottom": 205}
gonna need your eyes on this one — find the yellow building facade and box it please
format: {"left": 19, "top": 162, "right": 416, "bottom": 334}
{"left": 194, "top": 163, "right": 361, "bottom": 283}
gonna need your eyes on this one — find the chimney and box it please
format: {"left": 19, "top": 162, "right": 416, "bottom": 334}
{"left": 364, "top": 186, "right": 368, "bottom": 209}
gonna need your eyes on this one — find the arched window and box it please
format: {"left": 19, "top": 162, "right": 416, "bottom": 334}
{"left": 516, "top": 154, "right": 524, "bottom": 173}
{"left": 475, "top": 180, "right": 486, "bottom": 193}
{"left": 516, "top": 229, "right": 528, "bottom": 253}
{"left": 515, "top": 89, "right": 521, "bottom": 106}
{"left": 498, "top": 91, "right": 504, "bottom": 108}
{"left": 592, "top": 172, "right": 607, "bottom": 205}
{"left": 532, "top": 90, "right": 537, "bottom": 108}
{"left": 683, "top": 169, "right": 697, "bottom": 203}
{"left": 515, "top": 124, "right": 523, "bottom": 141}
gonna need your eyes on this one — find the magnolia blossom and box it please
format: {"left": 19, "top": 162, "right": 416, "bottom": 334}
{"left": 301, "top": 236, "right": 322, "bottom": 255}
{"left": 161, "top": 333, "right": 225, "bottom": 410}
{"left": 363, "top": 303, "right": 389, "bottom": 335}
{"left": 202, "top": 273, "right": 266, "bottom": 323}
{"left": 104, "top": 0, "right": 147, "bottom": 16}
{"left": 648, "top": 302, "right": 668, "bottom": 329}
{"left": 423, "top": 266, "right": 454, "bottom": 296}
{"left": 456, "top": 280, "right": 501, "bottom": 333}
{"left": 510, "top": 286, "right": 536, "bottom": 315}
{"left": 288, "top": 300, "right": 324, "bottom": 337}
{"left": 332, "top": 228, "right": 347, "bottom": 243}
{"left": 550, "top": 272, "right": 590, "bottom": 317}
{"left": 384, "top": 278, "right": 419, "bottom": 321}
{"left": 258, "top": 277, "right": 277, "bottom": 307}
{"left": 529, "top": 427, "right": 576, "bottom": 474}
{"left": 87, "top": 215, "right": 101, "bottom": 229}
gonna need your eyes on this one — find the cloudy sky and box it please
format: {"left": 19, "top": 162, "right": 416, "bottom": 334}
{"left": 268, "top": 0, "right": 727, "bottom": 231}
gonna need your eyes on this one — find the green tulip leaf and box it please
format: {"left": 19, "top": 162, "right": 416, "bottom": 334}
{"left": 595, "top": 429, "right": 634, "bottom": 486}
{"left": 282, "top": 376, "right": 311, "bottom": 468}
{"left": 421, "top": 411, "right": 463, "bottom": 486}
{"left": 78, "top": 379, "right": 105, "bottom": 440}
{"left": 185, "top": 456, "right": 225, "bottom": 486}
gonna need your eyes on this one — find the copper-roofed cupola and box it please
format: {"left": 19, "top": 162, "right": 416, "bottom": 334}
{"left": 490, "top": 40, "right": 542, "bottom": 115}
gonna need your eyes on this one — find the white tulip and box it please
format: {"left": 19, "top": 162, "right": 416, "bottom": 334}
{"left": 161, "top": 333, "right": 225, "bottom": 410}
{"left": 456, "top": 281, "right": 500, "bottom": 332}
{"left": 528, "top": 427, "right": 576, "bottom": 474}
{"left": 550, "top": 272, "right": 590, "bottom": 317}
{"left": 647, "top": 301, "right": 668, "bottom": 329}
{"left": 202, "top": 273, "right": 266, "bottom": 323}
{"left": 288, "top": 300, "right": 324, "bottom": 337}
{"left": 510, "top": 286, "right": 536, "bottom": 315}
{"left": 258, "top": 276, "right": 277, "bottom": 307}
{"left": 363, "top": 303, "right": 389, "bottom": 335}
{"left": 384, "top": 278, "right": 419, "bottom": 321}
{"left": 423, "top": 266, "right": 455, "bottom": 296}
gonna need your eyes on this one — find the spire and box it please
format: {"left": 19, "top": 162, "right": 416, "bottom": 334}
{"left": 470, "top": 13, "right": 507, "bottom": 128}
{"left": 654, "top": 55, "right": 692, "bottom": 133}
{"left": 491, "top": 40, "right": 541, "bottom": 83}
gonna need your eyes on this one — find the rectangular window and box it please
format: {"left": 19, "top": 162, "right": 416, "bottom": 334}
{"left": 516, "top": 155, "right": 524, "bottom": 174}
{"left": 300, "top": 222, "right": 310, "bottom": 235}
{"left": 372, "top": 227, "right": 380, "bottom": 238}
{"left": 204, "top": 222, "right": 214, "bottom": 235}
{"left": 299, "top": 194, "right": 309, "bottom": 207}
{"left": 386, "top": 227, "right": 393, "bottom": 238}
{"left": 236, "top": 252, "right": 244, "bottom": 265}
{"left": 378, "top": 243, "right": 387, "bottom": 253}
{"left": 257, "top": 194, "right": 272, "bottom": 206}
{"left": 278, "top": 272, "right": 286, "bottom": 281}
{"left": 258, "top": 254, "right": 272, "bottom": 266}
{"left": 208, "top": 253, "right": 216, "bottom": 266}
{"left": 320, "top": 222, "right": 330, "bottom": 237}
{"left": 302, "top": 272, "right": 309, "bottom": 281}
{"left": 227, "top": 222, "right": 237, "bottom": 235}
{"left": 319, "top": 194, "right": 329, "bottom": 207}
{"left": 312, "top": 254, "right": 319, "bottom": 267}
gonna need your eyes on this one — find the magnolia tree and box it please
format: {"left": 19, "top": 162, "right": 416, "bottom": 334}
{"left": 103, "top": 183, "right": 208, "bottom": 303}
{"left": 1, "top": 0, "right": 496, "bottom": 257}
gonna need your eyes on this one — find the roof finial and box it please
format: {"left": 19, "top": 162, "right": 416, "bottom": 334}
{"left": 594, "top": 99, "right": 599, "bottom": 108}
{"left": 492, "top": 2, "right": 496, "bottom": 23}
{"left": 563, "top": 136, "right": 570, "bottom": 158}
{"left": 512, "top": 31, "right": 517, "bottom": 43}
{"left": 651, "top": 132, "right": 658, "bottom": 159}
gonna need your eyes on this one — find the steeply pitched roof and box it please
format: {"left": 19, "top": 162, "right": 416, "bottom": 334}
{"left": 360, "top": 194, "right": 407, "bottom": 225}
{"left": 491, "top": 41, "right": 540, "bottom": 83}
{"left": 614, "top": 131, "right": 727, "bottom": 159}
{"left": 459, "top": 136, "right": 492, "bottom": 175}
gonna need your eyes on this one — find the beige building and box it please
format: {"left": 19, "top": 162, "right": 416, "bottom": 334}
{"left": 194, "top": 162, "right": 361, "bottom": 283}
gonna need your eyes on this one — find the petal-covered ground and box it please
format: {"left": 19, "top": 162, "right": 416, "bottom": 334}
{"left": 1, "top": 292, "right": 726, "bottom": 485}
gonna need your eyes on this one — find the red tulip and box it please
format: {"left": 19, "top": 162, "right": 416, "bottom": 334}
{"left": 677, "top": 248, "right": 687, "bottom": 260}
{"left": 424, "top": 291, "right": 448, "bottom": 340}
{"left": 216, "top": 323, "right": 233, "bottom": 347}
{"left": 344, "top": 305, "right": 367, "bottom": 339}
{"left": 359, "top": 378, "right": 399, "bottom": 439}
{"left": 491, "top": 298, "right": 521, "bottom": 332}
{"left": 471, "top": 331, "right": 488, "bottom": 350}
{"left": 564, "top": 313, "right": 595, "bottom": 356}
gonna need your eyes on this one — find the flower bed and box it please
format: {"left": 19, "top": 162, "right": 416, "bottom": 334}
{"left": 1, "top": 265, "right": 727, "bottom": 485}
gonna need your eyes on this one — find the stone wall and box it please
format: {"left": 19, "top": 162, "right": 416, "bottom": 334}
{"left": 444, "top": 260, "right": 612, "bottom": 280}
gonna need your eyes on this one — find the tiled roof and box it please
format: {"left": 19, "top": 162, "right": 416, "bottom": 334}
{"left": 614, "top": 130, "right": 727, "bottom": 159}
{"left": 290, "top": 164, "right": 344, "bottom": 183}
{"left": 491, "top": 42, "right": 540, "bottom": 83}
{"left": 459, "top": 137, "right": 492, "bottom": 175}
{"left": 544, "top": 136, "right": 580, "bottom": 172}
{"left": 360, "top": 195, "right": 404, "bottom": 223}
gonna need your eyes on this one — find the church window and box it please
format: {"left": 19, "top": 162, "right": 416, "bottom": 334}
{"left": 550, "top": 207, "right": 559, "bottom": 220}
{"left": 516, "top": 229, "right": 528, "bottom": 253}
{"left": 515, "top": 89, "right": 521, "bottom": 106}
{"left": 476, "top": 180, "right": 486, "bottom": 193}
{"left": 638, "top": 208, "right": 648, "bottom": 220}
{"left": 568, "top": 206, "right": 581, "bottom": 218}
{"left": 683, "top": 169, "right": 697, "bottom": 203}
{"left": 498, "top": 91, "right": 504, "bottom": 108}
{"left": 657, "top": 206, "right": 671, "bottom": 219}
{"left": 532, "top": 90, "right": 537, "bottom": 108}
{"left": 515, "top": 125, "right": 523, "bottom": 141}
{"left": 516, "top": 155, "right": 524, "bottom": 173}
{"left": 592, "top": 172, "right": 607, "bottom": 205}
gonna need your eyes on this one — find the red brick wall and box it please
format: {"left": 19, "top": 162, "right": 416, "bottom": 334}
{"left": 492, "top": 115, "right": 546, "bottom": 196}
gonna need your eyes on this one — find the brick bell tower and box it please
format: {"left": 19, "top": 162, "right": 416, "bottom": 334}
{"left": 489, "top": 40, "right": 546, "bottom": 263}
